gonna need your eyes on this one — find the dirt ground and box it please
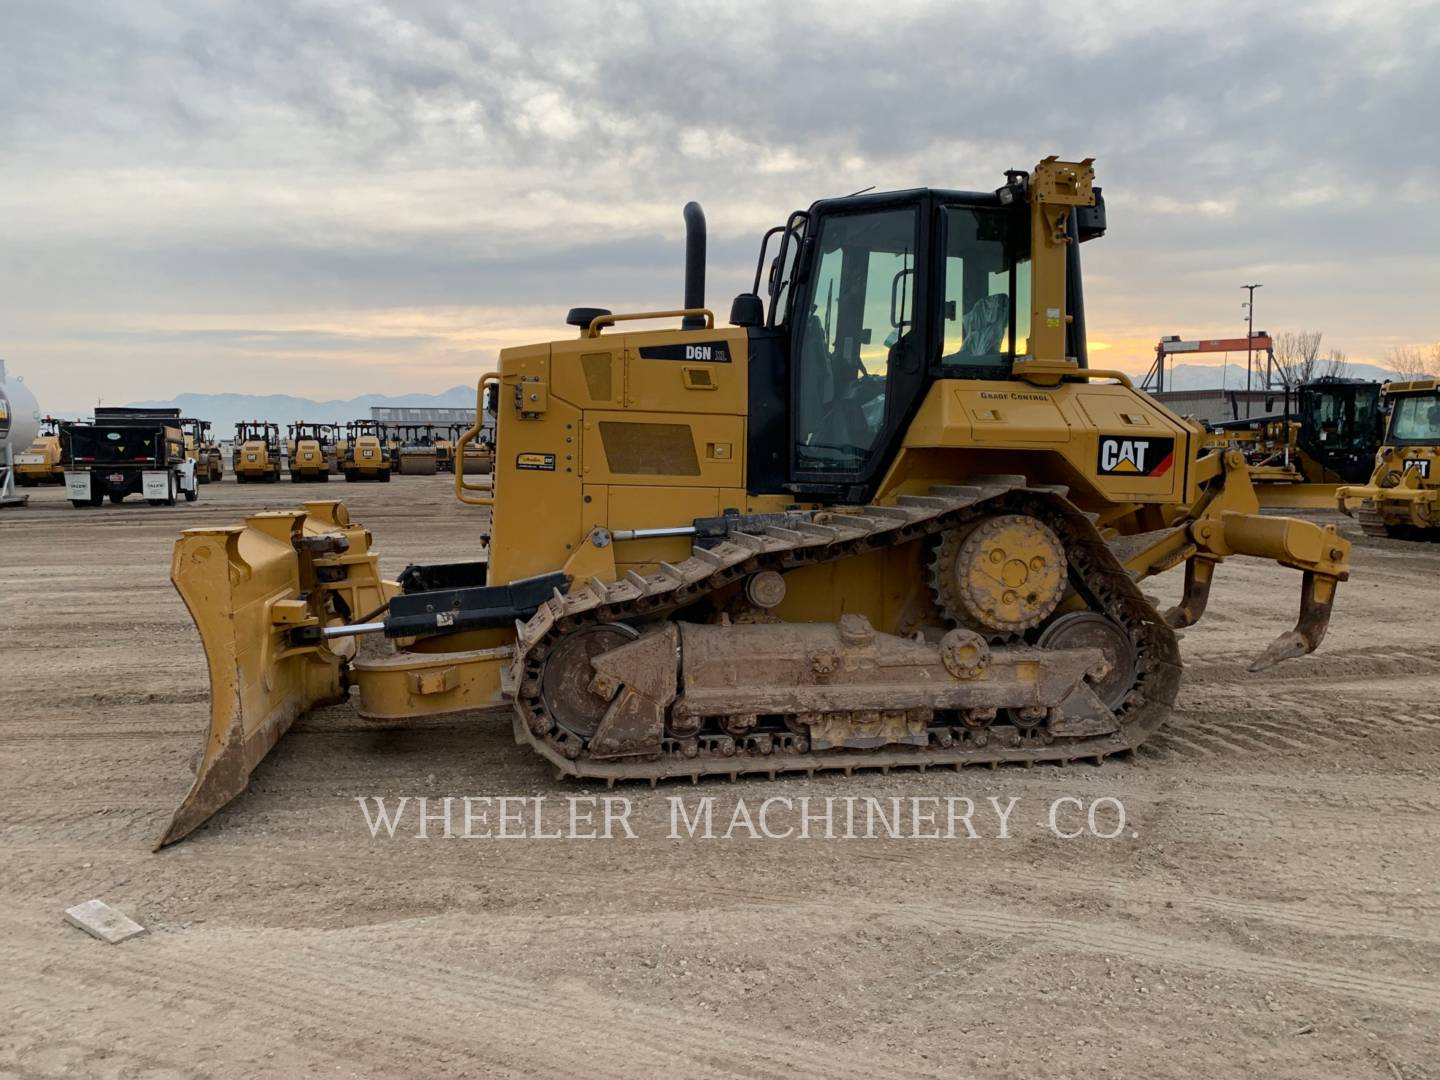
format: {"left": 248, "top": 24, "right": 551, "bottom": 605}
{"left": 1, "top": 474, "right": 1437, "bottom": 1079}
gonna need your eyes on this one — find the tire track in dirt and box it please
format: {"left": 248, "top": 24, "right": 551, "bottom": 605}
{"left": 348, "top": 894, "right": 1440, "bottom": 1014}
{"left": 0, "top": 924, "right": 946, "bottom": 1080}
{"left": 0, "top": 950, "right": 497, "bottom": 1080}
{"left": 1182, "top": 646, "right": 1440, "bottom": 685}
{"left": 1141, "top": 702, "right": 1440, "bottom": 763}
{"left": 849, "top": 857, "right": 1440, "bottom": 946}
{"left": 2, "top": 980, "right": 351, "bottom": 1079}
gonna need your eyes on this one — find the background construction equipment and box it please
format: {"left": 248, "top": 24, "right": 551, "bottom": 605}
{"left": 233, "top": 421, "right": 283, "bottom": 483}
{"left": 340, "top": 419, "right": 391, "bottom": 482}
{"left": 1339, "top": 378, "right": 1440, "bottom": 538}
{"left": 63, "top": 407, "right": 198, "bottom": 507}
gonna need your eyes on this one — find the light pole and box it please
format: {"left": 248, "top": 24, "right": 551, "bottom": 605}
{"left": 1241, "top": 283, "right": 1262, "bottom": 417}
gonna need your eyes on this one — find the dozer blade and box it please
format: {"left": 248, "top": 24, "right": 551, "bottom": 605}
{"left": 1252, "top": 482, "right": 1344, "bottom": 511}
{"left": 157, "top": 502, "right": 387, "bottom": 848}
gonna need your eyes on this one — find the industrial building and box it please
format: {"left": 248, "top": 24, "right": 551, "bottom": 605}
{"left": 369, "top": 406, "right": 476, "bottom": 425}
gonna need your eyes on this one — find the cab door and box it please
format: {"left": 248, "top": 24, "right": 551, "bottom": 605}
{"left": 788, "top": 202, "right": 930, "bottom": 498}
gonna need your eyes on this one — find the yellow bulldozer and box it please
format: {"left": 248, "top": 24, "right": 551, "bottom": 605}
{"left": 1338, "top": 378, "right": 1440, "bottom": 537}
{"left": 157, "top": 158, "right": 1352, "bottom": 847}
{"left": 232, "top": 420, "right": 282, "bottom": 483}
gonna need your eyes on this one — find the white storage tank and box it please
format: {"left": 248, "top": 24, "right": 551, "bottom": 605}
{"left": 0, "top": 359, "right": 42, "bottom": 457}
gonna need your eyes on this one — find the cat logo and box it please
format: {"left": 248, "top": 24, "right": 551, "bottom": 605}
{"left": 1097, "top": 435, "right": 1175, "bottom": 478}
{"left": 1403, "top": 458, "right": 1431, "bottom": 479}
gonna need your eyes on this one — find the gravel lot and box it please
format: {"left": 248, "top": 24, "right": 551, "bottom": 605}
{"left": 2, "top": 476, "right": 1437, "bottom": 1079}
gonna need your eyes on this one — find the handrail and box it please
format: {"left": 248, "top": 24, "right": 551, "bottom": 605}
{"left": 454, "top": 372, "right": 499, "bottom": 507}
{"left": 1073, "top": 368, "right": 1137, "bottom": 389}
{"left": 585, "top": 308, "right": 714, "bottom": 338}
{"left": 1012, "top": 359, "right": 1137, "bottom": 390}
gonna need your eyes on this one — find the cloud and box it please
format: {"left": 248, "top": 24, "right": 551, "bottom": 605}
{"left": 0, "top": 0, "right": 1436, "bottom": 409}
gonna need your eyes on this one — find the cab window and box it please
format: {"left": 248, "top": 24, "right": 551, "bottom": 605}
{"left": 1389, "top": 394, "right": 1440, "bottom": 443}
{"left": 937, "top": 206, "right": 1029, "bottom": 377}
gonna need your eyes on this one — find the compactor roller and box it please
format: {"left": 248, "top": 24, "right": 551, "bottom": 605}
{"left": 157, "top": 158, "right": 1352, "bottom": 847}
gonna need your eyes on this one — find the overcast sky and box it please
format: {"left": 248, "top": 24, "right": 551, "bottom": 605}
{"left": 3, "top": 0, "right": 1437, "bottom": 411}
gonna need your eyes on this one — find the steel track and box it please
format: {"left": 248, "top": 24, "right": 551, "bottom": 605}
{"left": 509, "top": 480, "right": 1183, "bottom": 782}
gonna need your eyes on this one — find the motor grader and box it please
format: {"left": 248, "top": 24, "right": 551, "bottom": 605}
{"left": 1207, "top": 378, "right": 1384, "bottom": 510}
{"left": 1337, "top": 378, "right": 1440, "bottom": 537}
{"left": 157, "top": 157, "right": 1352, "bottom": 847}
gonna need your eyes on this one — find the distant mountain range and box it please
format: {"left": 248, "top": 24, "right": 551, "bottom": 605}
{"left": 1146, "top": 361, "right": 1396, "bottom": 392}
{"left": 122, "top": 387, "right": 476, "bottom": 431}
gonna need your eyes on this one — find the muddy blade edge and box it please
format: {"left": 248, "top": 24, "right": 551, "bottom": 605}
{"left": 156, "top": 522, "right": 347, "bottom": 849}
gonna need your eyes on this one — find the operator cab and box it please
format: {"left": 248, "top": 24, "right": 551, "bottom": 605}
{"left": 1296, "top": 378, "right": 1384, "bottom": 482}
{"left": 1384, "top": 382, "right": 1440, "bottom": 446}
{"left": 742, "top": 177, "right": 1104, "bottom": 500}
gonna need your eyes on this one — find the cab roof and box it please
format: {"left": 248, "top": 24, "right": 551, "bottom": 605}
{"left": 1383, "top": 378, "right": 1440, "bottom": 396}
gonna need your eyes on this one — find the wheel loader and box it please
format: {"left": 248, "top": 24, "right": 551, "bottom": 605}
{"left": 233, "top": 421, "right": 282, "bottom": 483}
{"left": 288, "top": 422, "right": 337, "bottom": 482}
{"left": 157, "top": 158, "right": 1352, "bottom": 847}
{"left": 1337, "top": 378, "right": 1440, "bottom": 537}
{"left": 340, "top": 420, "right": 391, "bottom": 481}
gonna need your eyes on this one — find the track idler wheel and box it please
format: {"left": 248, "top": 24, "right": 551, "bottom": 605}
{"left": 539, "top": 623, "right": 639, "bottom": 739}
{"left": 1036, "top": 612, "right": 1136, "bottom": 711}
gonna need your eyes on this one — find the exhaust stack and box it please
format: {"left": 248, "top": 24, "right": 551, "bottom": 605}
{"left": 682, "top": 201, "right": 706, "bottom": 330}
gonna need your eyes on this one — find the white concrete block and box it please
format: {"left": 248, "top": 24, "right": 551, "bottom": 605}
{"left": 63, "top": 899, "right": 147, "bottom": 944}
